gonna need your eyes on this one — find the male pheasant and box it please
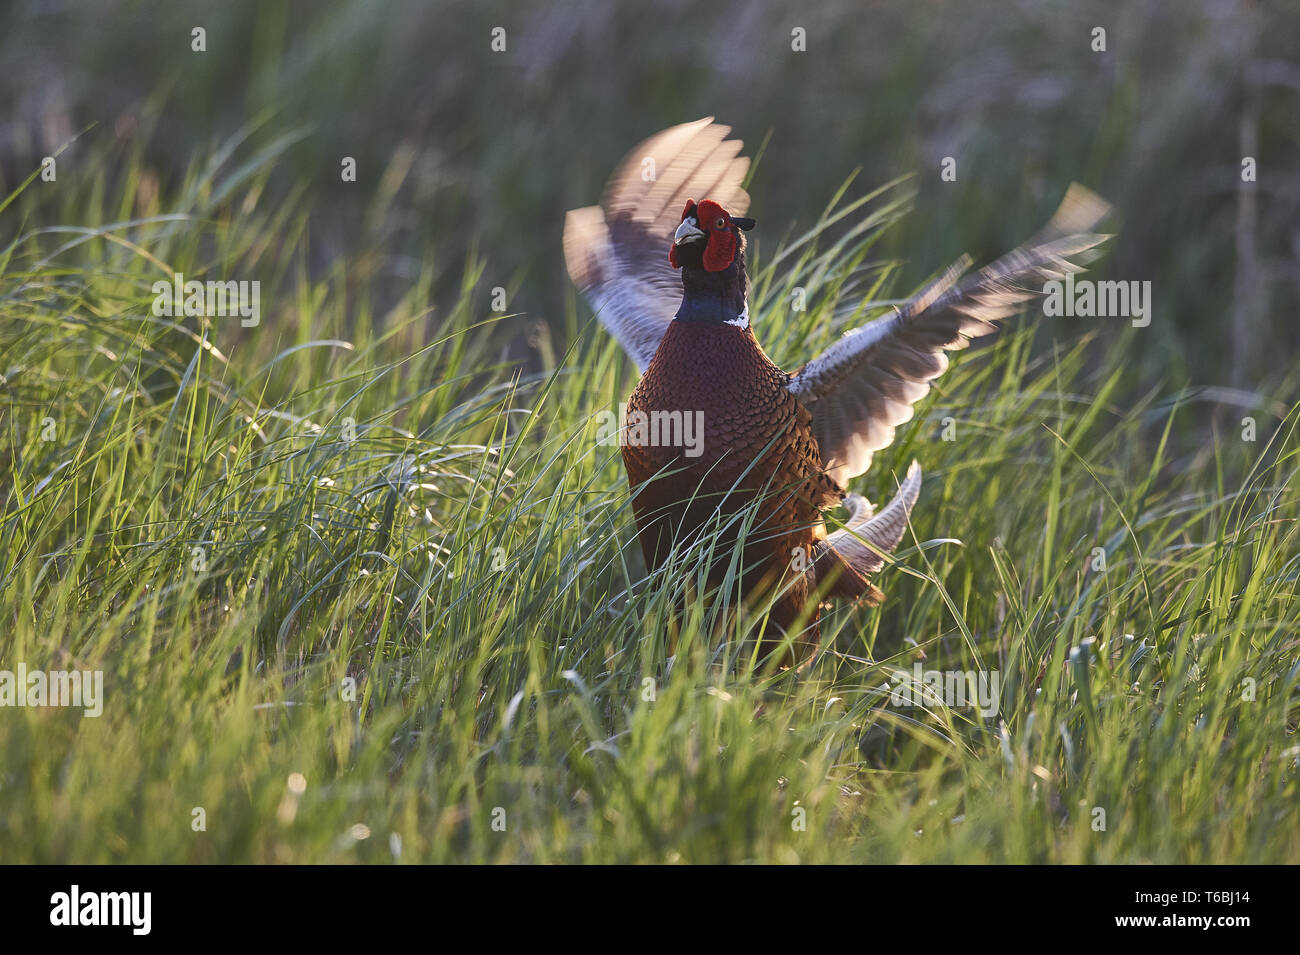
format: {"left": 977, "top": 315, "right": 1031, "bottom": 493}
{"left": 564, "top": 118, "right": 1109, "bottom": 659}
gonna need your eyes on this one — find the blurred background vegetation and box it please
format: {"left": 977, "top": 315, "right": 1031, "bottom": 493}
{"left": 3, "top": 0, "right": 1296, "bottom": 397}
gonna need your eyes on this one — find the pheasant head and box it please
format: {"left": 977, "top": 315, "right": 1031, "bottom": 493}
{"left": 669, "top": 198, "right": 756, "bottom": 325}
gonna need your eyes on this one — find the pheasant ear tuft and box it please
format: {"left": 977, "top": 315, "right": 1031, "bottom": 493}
{"left": 703, "top": 229, "right": 736, "bottom": 272}
{"left": 732, "top": 217, "right": 756, "bottom": 231}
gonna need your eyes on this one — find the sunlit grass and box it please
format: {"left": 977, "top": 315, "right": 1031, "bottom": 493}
{"left": 1, "top": 135, "right": 1297, "bottom": 863}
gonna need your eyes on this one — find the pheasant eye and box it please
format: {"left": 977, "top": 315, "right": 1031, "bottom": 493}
{"left": 713, "top": 216, "right": 727, "bottom": 230}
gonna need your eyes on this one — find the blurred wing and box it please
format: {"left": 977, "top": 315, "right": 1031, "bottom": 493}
{"left": 563, "top": 117, "right": 751, "bottom": 371}
{"left": 789, "top": 184, "right": 1112, "bottom": 486}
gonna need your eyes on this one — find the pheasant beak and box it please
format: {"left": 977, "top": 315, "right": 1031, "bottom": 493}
{"left": 673, "top": 217, "right": 705, "bottom": 246}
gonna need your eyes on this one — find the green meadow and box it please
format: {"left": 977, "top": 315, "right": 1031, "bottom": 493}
{"left": 1, "top": 0, "right": 1297, "bottom": 863}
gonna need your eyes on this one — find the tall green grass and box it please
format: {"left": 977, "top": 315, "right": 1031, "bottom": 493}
{"left": 1, "top": 137, "right": 1297, "bottom": 863}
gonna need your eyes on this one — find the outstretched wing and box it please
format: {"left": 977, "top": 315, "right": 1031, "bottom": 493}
{"left": 789, "top": 184, "right": 1112, "bottom": 487}
{"left": 563, "top": 117, "right": 750, "bottom": 371}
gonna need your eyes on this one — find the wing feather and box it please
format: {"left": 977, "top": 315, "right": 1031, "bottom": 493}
{"left": 789, "top": 184, "right": 1112, "bottom": 486}
{"left": 563, "top": 118, "right": 751, "bottom": 371}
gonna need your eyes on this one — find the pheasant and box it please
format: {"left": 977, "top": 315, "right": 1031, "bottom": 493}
{"left": 564, "top": 118, "right": 1109, "bottom": 660}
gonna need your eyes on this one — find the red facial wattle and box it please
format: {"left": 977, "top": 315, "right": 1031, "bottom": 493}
{"left": 668, "top": 197, "right": 737, "bottom": 273}
{"left": 695, "top": 199, "right": 736, "bottom": 272}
